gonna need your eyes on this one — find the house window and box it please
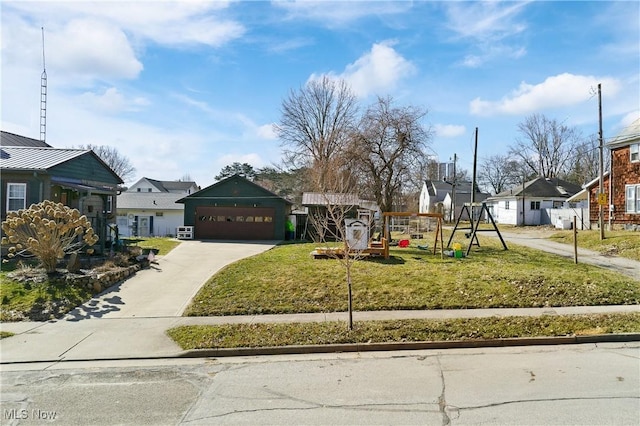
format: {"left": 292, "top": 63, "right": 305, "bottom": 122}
{"left": 626, "top": 185, "right": 640, "bottom": 213}
{"left": 7, "top": 183, "right": 26, "bottom": 211}
{"left": 147, "top": 188, "right": 152, "bottom": 192}
{"left": 631, "top": 144, "right": 639, "bottom": 163}
{"left": 106, "top": 195, "right": 113, "bottom": 213}
{"left": 530, "top": 201, "right": 541, "bottom": 210}
{"left": 155, "top": 212, "right": 163, "bottom": 217}
{"left": 553, "top": 201, "right": 564, "bottom": 209}
{"left": 505, "top": 201, "right": 510, "bottom": 210}
{"left": 137, "top": 188, "right": 141, "bottom": 192}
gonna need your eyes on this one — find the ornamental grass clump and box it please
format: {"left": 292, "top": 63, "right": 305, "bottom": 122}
{"left": 1, "top": 200, "right": 99, "bottom": 273}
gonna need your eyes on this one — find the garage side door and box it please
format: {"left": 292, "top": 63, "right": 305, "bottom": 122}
{"left": 195, "top": 206, "right": 276, "bottom": 240}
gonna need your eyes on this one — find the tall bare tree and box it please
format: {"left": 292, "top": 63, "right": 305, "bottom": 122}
{"left": 509, "top": 114, "right": 580, "bottom": 179}
{"left": 565, "top": 135, "right": 610, "bottom": 185}
{"left": 78, "top": 144, "right": 135, "bottom": 182}
{"left": 478, "top": 154, "right": 522, "bottom": 194}
{"left": 275, "top": 76, "right": 359, "bottom": 183}
{"left": 348, "top": 96, "right": 432, "bottom": 213}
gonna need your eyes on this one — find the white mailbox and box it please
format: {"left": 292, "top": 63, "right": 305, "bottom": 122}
{"left": 345, "top": 219, "right": 369, "bottom": 250}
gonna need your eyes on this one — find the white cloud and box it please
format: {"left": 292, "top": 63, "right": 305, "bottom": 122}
{"left": 214, "top": 153, "right": 265, "bottom": 171}
{"left": 78, "top": 87, "right": 150, "bottom": 114}
{"left": 443, "top": 1, "right": 530, "bottom": 67}
{"left": 311, "top": 41, "right": 416, "bottom": 98}
{"left": 444, "top": 1, "right": 530, "bottom": 42}
{"left": 57, "top": 19, "right": 143, "bottom": 81}
{"left": 469, "top": 73, "right": 622, "bottom": 116}
{"left": 434, "top": 124, "right": 466, "bottom": 138}
{"left": 272, "top": 1, "right": 411, "bottom": 28}
{"left": 257, "top": 124, "right": 278, "bottom": 140}
{"left": 4, "top": 1, "right": 243, "bottom": 48}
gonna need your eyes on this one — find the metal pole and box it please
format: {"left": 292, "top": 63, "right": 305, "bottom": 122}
{"left": 471, "top": 127, "right": 478, "bottom": 223}
{"left": 598, "top": 83, "right": 605, "bottom": 240}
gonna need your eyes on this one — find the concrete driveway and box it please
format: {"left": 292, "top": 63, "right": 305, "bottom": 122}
{"left": 0, "top": 240, "right": 278, "bottom": 363}
{"left": 66, "top": 240, "right": 278, "bottom": 319}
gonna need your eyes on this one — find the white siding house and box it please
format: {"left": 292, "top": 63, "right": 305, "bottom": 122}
{"left": 419, "top": 180, "right": 489, "bottom": 221}
{"left": 486, "top": 177, "right": 581, "bottom": 226}
{"left": 116, "top": 178, "right": 199, "bottom": 237}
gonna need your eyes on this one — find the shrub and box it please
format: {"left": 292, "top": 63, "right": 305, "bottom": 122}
{"left": 1, "top": 200, "right": 99, "bottom": 273}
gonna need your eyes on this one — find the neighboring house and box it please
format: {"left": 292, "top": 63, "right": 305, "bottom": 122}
{"left": 419, "top": 180, "right": 489, "bottom": 221}
{"left": 0, "top": 131, "right": 123, "bottom": 252}
{"left": 116, "top": 177, "right": 199, "bottom": 237}
{"left": 177, "top": 174, "right": 292, "bottom": 240}
{"left": 486, "top": 177, "right": 581, "bottom": 226}
{"left": 573, "top": 118, "right": 640, "bottom": 229}
{"left": 127, "top": 177, "right": 199, "bottom": 195}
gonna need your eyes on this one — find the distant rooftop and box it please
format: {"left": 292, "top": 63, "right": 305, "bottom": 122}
{"left": 1, "top": 131, "right": 51, "bottom": 148}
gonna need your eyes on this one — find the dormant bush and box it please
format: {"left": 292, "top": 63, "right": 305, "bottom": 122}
{"left": 1, "top": 200, "right": 99, "bottom": 273}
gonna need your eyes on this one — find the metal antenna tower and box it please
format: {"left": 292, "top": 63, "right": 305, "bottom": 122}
{"left": 40, "top": 27, "right": 47, "bottom": 143}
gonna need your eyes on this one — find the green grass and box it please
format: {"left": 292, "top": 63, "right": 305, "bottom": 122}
{"left": 122, "top": 237, "right": 180, "bottom": 255}
{"left": 184, "top": 236, "right": 640, "bottom": 317}
{"left": 0, "top": 272, "right": 94, "bottom": 321}
{"left": 0, "top": 331, "right": 15, "bottom": 339}
{"left": 167, "top": 312, "right": 640, "bottom": 349}
{"left": 547, "top": 230, "right": 640, "bottom": 261}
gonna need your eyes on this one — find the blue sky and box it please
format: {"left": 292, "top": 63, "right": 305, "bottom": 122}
{"left": 2, "top": 1, "right": 639, "bottom": 188}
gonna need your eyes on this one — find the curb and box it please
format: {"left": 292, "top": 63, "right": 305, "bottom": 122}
{"left": 2, "top": 334, "right": 639, "bottom": 366}
{"left": 177, "top": 333, "right": 640, "bottom": 358}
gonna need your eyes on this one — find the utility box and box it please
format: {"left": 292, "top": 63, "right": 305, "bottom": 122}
{"left": 177, "top": 226, "right": 194, "bottom": 239}
{"left": 345, "top": 219, "right": 369, "bottom": 250}
{"left": 555, "top": 219, "right": 572, "bottom": 230}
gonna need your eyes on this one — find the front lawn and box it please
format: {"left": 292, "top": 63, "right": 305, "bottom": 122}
{"left": 184, "top": 236, "right": 640, "bottom": 317}
{"left": 547, "top": 230, "right": 640, "bottom": 261}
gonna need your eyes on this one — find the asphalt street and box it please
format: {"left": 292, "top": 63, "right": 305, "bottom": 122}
{"left": 1, "top": 343, "right": 638, "bottom": 425}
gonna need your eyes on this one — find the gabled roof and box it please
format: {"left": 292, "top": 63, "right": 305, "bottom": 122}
{"left": 1, "top": 146, "right": 88, "bottom": 170}
{"left": 142, "top": 178, "right": 198, "bottom": 192}
{"left": 1, "top": 146, "right": 123, "bottom": 184}
{"left": 0, "top": 131, "right": 51, "bottom": 147}
{"left": 424, "top": 180, "right": 487, "bottom": 203}
{"left": 176, "top": 174, "right": 291, "bottom": 204}
{"left": 117, "top": 192, "right": 185, "bottom": 210}
{"left": 489, "top": 177, "right": 581, "bottom": 200}
{"left": 607, "top": 118, "right": 640, "bottom": 149}
{"left": 302, "top": 192, "right": 361, "bottom": 206}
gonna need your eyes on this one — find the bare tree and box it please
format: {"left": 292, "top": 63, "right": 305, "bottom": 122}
{"left": 78, "top": 144, "right": 135, "bottom": 182}
{"left": 307, "top": 166, "right": 369, "bottom": 330}
{"left": 509, "top": 114, "right": 580, "bottom": 179}
{"left": 348, "top": 96, "right": 432, "bottom": 213}
{"left": 565, "top": 135, "right": 610, "bottom": 185}
{"left": 275, "top": 76, "right": 359, "bottom": 182}
{"left": 478, "top": 154, "right": 521, "bottom": 194}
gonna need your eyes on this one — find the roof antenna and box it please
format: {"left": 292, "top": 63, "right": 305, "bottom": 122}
{"left": 40, "top": 27, "right": 47, "bottom": 143}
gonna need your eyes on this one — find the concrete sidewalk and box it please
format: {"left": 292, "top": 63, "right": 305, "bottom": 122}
{"left": 1, "top": 305, "right": 638, "bottom": 364}
{"left": 494, "top": 231, "right": 640, "bottom": 280}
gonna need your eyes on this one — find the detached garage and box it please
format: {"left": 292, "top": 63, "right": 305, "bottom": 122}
{"left": 176, "top": 174, "right": 292, "bottom": 240}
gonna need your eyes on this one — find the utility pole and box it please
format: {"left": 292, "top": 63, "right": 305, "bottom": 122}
{"left": 451, "top": 153, "right": 457, "bottom": 222}
{"left": 471, "top": 127, "right": 478, "bottom": 223}
{"left": 598, "top": 83, "right": 605, "bottom": 240}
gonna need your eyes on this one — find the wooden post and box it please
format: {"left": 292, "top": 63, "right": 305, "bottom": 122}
{"left": 573, "top": 216, "right": 578, "bottom": 264}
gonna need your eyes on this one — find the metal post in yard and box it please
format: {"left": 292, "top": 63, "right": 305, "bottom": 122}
{"left": 573, "top": 216, "right": 578, "bottom": 264}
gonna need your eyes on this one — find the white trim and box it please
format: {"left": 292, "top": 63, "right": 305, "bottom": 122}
{"left": 6, "top": 182, "right": 26, "bottom": 211}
